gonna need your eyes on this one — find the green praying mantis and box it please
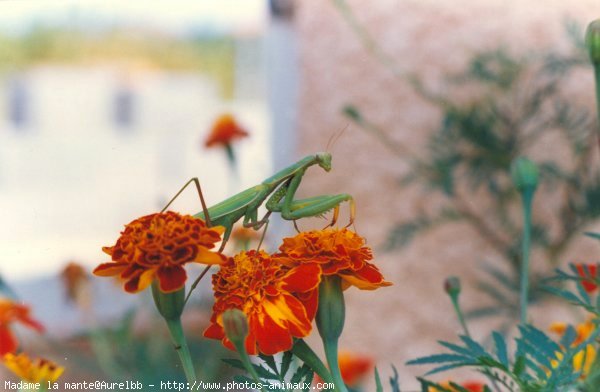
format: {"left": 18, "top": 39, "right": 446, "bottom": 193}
{"left": 162, "top": 151, "right": 355, "bottom": 248}
{"left": 161, "top": 152, "right": 354, "bottom": 302}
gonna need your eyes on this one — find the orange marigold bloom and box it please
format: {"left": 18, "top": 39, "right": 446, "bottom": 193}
{"left": 60, "top": 262, "right": 88, "bottom": 303}
{"left": 575, "top": 263, "right": 598, "bottom": 293}
{"left": 549, "top": 318, "right": 596, "bottom": 377}
{"left": 204, "top": 114, "right": 249, "bottom": 148}
{"left": 275, "top": 228, "right": 392, "bottom": 290}
{"left": 0, "top": 299, "right": 44, "bottom": 356}
{"left": 3, "top": 353, "right": 64, "bottom": 383}
{"left": 204, "top": 250, "right": 321, "bottom": 355}
{"left": 339, "top": 352, "right": 373, "bottom": 386}
{"left": 94, "top": 212, "right": 226, "bottom": 293}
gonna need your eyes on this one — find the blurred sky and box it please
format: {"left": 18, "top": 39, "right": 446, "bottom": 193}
{"left": 0, "top": 0, "right": 266, "bottom": 36}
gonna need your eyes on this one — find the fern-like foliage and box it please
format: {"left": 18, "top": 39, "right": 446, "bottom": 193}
{"left": 223, "top": 351, "right": 314, "bottom": 392}
{"left": 408, "top": 323, "right": 600, "bottom": 392}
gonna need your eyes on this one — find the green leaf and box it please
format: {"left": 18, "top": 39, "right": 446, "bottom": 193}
{"left": 492, "top": 331, "right": 509, "bottom": 368}
{"left": 390, "top": 365, "right": 401, "bottom": 392}
{"left": 406, "top": 353, "right": 472, "bottom": 366}
{"left": 280, "top": 350, "right": 293, "bottom": 377}
{"left": 374, "top": 367, "right": 383, "bottom": 392}
{"left": 585, "top": 232, "right": 600, "bottom": 241}
{"left": 258, "top": 353, "right": 279, "bottom": 375}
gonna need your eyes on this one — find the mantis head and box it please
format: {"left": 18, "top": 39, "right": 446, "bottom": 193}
{"left": 316, "top": 152, "right": 332, "bottom": 172}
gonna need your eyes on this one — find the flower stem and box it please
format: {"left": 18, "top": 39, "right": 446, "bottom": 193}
{"left": 165, "top": 318, "right": 197, "bottom": 383}
{"left": 519, "top": 188, "right": 534, "bottom": 325}
{"left": 315, "top": 276, "right": 348, "bottom": 392}
{"left": 291, "top": 339, "right": 335, "bottom": 385}
{"left": 324, "top": 339, "right": 348, "bottom": 392}
{"left": 593, "top": 64, "right": 600, "bottom": 154}
{"left": 450, "top": 295, "right": 470, "bottom": 338}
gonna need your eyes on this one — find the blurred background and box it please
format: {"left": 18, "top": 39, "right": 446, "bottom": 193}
{"left": 2, "top": 0, "right": 600, "bottom": 390}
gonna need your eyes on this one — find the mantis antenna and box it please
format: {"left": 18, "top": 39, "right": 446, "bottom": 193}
{"left": 325, "top": 123, "right": 350, "bottom": 152}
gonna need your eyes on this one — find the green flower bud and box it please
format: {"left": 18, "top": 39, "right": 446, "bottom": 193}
{"left": 222, "top": 309, "right": 249, "bottom": 348}
{"left": 444, "top": 276, "right": 461, "bottom": 298}
{"left": 586, "top": 20, "right": 600, "bottom": 65}
{"left": 316, "top": 275, "right": 345, "bottom": 342}
{"left": 511, "top": 157, "right": 539, "bottom": 193}
{"left": 151, "top": 282, "right": 185, "bottom": 321}
{"left": 343, "top": 105, "right": 363, "bottom": 123}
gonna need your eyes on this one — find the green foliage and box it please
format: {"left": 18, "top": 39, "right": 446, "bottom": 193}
{"left": 345, "top": 27, "right": 600, "bottom": 320}
{"left": 408, "top": 322, "right": 600, "bottom": 392}
{"left": 223, "top": 350, "right": 314, "bottom": 392}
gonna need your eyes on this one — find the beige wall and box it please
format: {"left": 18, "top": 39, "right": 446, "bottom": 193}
{"left": 293, "top": 0, "right": 600, "bottom": 388}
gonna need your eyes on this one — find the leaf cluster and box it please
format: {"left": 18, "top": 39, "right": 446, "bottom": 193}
{"left": 408, "top": 324, "right": 600, "bottom": 392}
{"left": 223, "top": 351, "right": 314, "bottom": 392}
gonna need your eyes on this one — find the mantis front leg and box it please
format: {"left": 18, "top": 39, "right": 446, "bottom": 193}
{"left": 266, "top": 169, "right": 355, "bottom": 227}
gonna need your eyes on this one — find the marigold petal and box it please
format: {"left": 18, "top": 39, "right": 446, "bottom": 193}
{"left": 93, "top": 262, "right": 128, "bottom": 277}
{"left": 157, "top": 265, "right": 187, "bottom": 293}
{"left": 282, "top": 264, "right": 321, "bottom": 293}
{"left": 203, "top": 322, "right": 224, "bottom": 340}
{"left": 0, "top": 327, "right": 18, "bottom": 355}
{"left": 297, "top": 290, "right": 319, "bottom": 321}
{"left": 340, "top": 264, "right": 392, "bottom": 290}
{"left": 193, "top": 247, "right": 226, "bottom": 265}
{"left": 18, "top": 315, "right": 45, "bottom": 334}
{"left": 261, "top": 295, "right": 312, "bottom": 337}
{"left": 252, "top": 311, "right": 293, "bottom": 355}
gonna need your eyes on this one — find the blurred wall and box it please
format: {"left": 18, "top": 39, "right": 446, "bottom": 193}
{"left": 293, "top": 0, "right": 600, "bottom": 388}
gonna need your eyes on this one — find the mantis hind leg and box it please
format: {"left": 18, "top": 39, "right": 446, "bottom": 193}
{"left": 278, "top": 194, "right": 355, "bottom": 227}
{"left": 161, "top": 178, "right": 212, "bottom": 227}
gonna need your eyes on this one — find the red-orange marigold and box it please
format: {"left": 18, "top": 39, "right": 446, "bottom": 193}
{"left": 204, "top": 114, "right": 249, "bottom": 148}
{"left": 94, "top": 212, "right": 226, "bottom": 293}
{"left": 575, "top": 263, "right": 598, "bottom": 294}
{"left": 204, "top": 250, "right": 321, "bottom": 355}
{"left": 0, "top": 299, "right": 44, "bottom": 356}
{"left": 275, "top": 228, "right": 392, "bottom": 290}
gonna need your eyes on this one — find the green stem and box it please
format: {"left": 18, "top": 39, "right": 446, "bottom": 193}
{"left": 593, "top": 65, "right": 600, "bottom": 154}
{"left": 236, "top": 350, "right": 263, "bottom": 390}
{"left": 291, "top": 339, "right": 335, "bottom": 385}
{"left": 324, "top": 339, "right": 348, "bottom": 392}
{"left": 450, "top": 296, "right": 470, "bottom": 338}
{"left": 165, "top": 319, "right": 196, "bottom": 383}
{"left": 519, "top": 188, "right": 534, "bottom": 325}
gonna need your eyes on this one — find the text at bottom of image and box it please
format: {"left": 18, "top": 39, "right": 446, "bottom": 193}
{"left": 4, "top": 380, "right": 336, "bottom": 391}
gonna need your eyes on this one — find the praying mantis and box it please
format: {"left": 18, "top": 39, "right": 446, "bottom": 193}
{"left": 161, "top": 152, "right": 354, "bottom": 303}
{"left": 163, "top": 152, "right": 355, "bottom": 245}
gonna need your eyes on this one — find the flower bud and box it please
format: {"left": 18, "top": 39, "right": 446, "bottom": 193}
{"left": 343, "top": 105, "right": 363, "bottom": 123}
{"left": 151, "top": 282, "right": 185, "bottom": 321}
{"left": 222, "top": 309, "right": 249, "bottom": 348}
{"left": 586, "top": 20, "right": 600, "bottom": 65}
{"left": 510, "top": 157, "right": 539, "bottom": 193}
{"left": 444, "top": 276, "right": 461, "bottom": 298}
{"left": 316, "top": 275, "right": 345, "bottom": 342}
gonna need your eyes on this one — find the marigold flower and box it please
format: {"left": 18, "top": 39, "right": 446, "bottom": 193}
{"left": 204, "top": 250, "right": 321, "bottom": 355}
{"left": 60, "top": 262, "right": 89, "bottom": 303}
{"left": 575, "top": 263, "right": 598, "bottom": 294}
{"left": 338, "top": 352, "right": 373, "bottom": 386}
{"left": 275, "top": 228, "right": 391, "bottom": 290}
{"left": 204, "top": 114, "right": 249, "bottom": 148}
{"left": 549, "top": 318, "right": 596, "bottom": 377}
{"left": 3, "top": 353, "right": 64, "bottom": 383}
{"left": 0, "top": 299, "right": 44, "bottom": 355}
{"left": 94, "top": 212, "right": 226, "bottom": 293}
